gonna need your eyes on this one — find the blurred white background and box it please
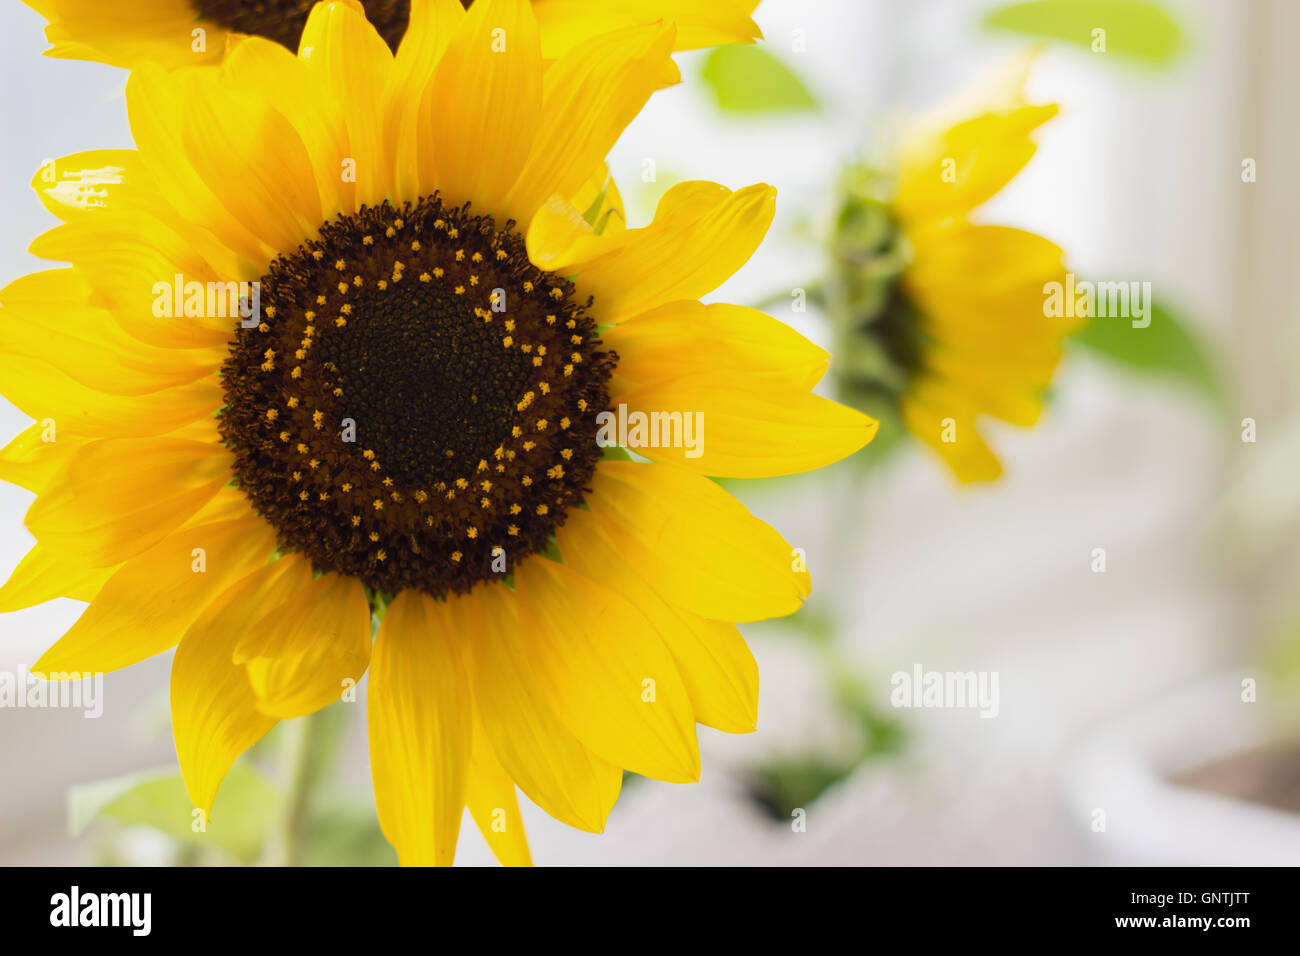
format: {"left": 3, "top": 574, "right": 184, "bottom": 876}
{"left": 2, "top": 0, "right": 1299, "bottom": 865}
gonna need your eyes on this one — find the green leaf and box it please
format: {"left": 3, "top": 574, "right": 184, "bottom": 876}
{"left": 700, "top": 44, "right": 819, "bottom": 114}
{"left": 69, "top": 765, "right": 281, "bottom": 864}
{"left": 1070, "top": 303, "right": 1224, "bottom": 408}
{"left": 983, "top": 0, "right": 1184, "bottom": 66}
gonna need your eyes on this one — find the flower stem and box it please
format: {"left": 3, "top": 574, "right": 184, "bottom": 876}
{"left": 274, "top": 709, "right": 329, "bottom": 867}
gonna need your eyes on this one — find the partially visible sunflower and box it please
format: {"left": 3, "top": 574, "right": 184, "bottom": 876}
{"left": 0, "top": 0, "right": 875, "bottom": 865}
{"left": 22, "top": 0, "right": 761, "bottom": 68}
{"left": 827, "top": 56, "right": 1079, "bottom": 482}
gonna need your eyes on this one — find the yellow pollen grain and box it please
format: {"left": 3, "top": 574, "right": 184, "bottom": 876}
{"left": 336, "top": 282, "right": 349, "bottom": 294}
{"left": 266, "top": 408, "right": 278, "bottom": 421}
{"left": 451, "top": 551, "right": 462, "bottom": 562}
{"left": 351, "top": 515, "right": 361, "bottom": 526}
{"left": 536, "top": 504, "right": 548, "bottom": 515}
{"left": 312, "top": 250, "right": 324, "bottom": 261}
{"left": 372, "top": 499, "right": 383, "bottom": 510}
{"left": 560, "top": 417, "right": 570, "bottom": 429}
{"left": 467, "top": 527, "right": 478, "bottom": 539}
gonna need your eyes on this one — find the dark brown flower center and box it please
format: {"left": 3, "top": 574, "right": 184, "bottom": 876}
{"left": 192, "top": 0, "right": 414, "bottom": 53}
{"left": 219, "top": 195, "right": 614, "bottom": 598}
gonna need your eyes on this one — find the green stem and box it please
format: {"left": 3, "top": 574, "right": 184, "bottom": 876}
{"left": 274, "top": 710, "right": 329, "bottom": 867}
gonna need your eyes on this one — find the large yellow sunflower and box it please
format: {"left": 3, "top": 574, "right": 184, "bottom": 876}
{"left": 22, "top": 0, "right": 761, "bottom": 68}
{"left": 828, "top": 57, "right": 1078, "bottom": 482}
{"left": 0, "top": 0, "right": 875, "bottom": 865}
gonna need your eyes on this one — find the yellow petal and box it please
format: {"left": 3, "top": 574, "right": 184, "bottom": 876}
{"left": 0, "top": 354, "right": 221, "bottom": 438}
{"left": 368, "top": 590, "right": 472, "bottom": 867}
{"left": 33, "top": 512, "right": 275, "bottom": 675}
{"left": 26, "top": 232, "right": 236, "bottom": 349}
{"left": 177, "top": 77, "right": 323, "bottom": 258}
{"left": 612, "top": 373, "right": 877, "bottom": 477}
{"left": 464, "top": 582, "right": 623, "bottom": 832}
{"left": 531, "top": 0, "right": 761, "bottom": 58}
{"left": 26, "top": 0, "right": 222, "bottom": 69}
{"left": 896, "top": 54, "right": 1057, "bottom": 225}
{"left": 388, "top": 0, "right": 467, "bottom": 199}
{"left": 423, "top": 0, "right": 542, "bottom": 211}
{"left": 238, "top": 571, "right": 371, "bottom": 719}
{"left": 0, "top": 280, "right": 219, "bottom": 396}
{"left": 26, "top": 436, "right": 229, "bottom": 567}
{"left": 219, "top": 36, "right": 355, "bottom": 222}
{"left": 513, "top": 557, "right": 700, "bottom": 783}
{"left": 607, "top": 299, "right": 829, "bottom": 392}
{"left": 30, "top": 149, "right": 137, "bottom": 222}
{"left": 298, "top": 0, "right": 395, "bottom": 210}
{"left": 558, "top": 507, "right": 758, "bottom": 733}
{"left": 0, "top": 541, "right": 112, "bottom": 613}
{"left": 900, "top": 378, "right": 1003, "bottom": 483}
{"left": 126, "top": 65, "right": 271, "bottom": 274}
{"left": 503, "top": 22, "right": 678, "bottom": 224}
{"left": 529, "top": 181, "right": 776, "bottom": 323}
{"left": 587, "top": 460, "right": 808, "bottom": 621}
{"left": 0, "top": 421, "right": 89, "bottom": 493}
{"left": 171, "top": 559, "right": 303, "bottom": 814}
{"left": 464, "top": 712, "right": 532, "bottom": 866}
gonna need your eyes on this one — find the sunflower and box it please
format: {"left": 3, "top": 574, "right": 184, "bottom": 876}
{"left": 22, "top": 0, "right": 761, "bottom": 69}
{"left": 827, "top": 57, "right": 1078, "bottom": 482}
{"left": 0, "top": 0, "right": 876, "bottom": 865}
